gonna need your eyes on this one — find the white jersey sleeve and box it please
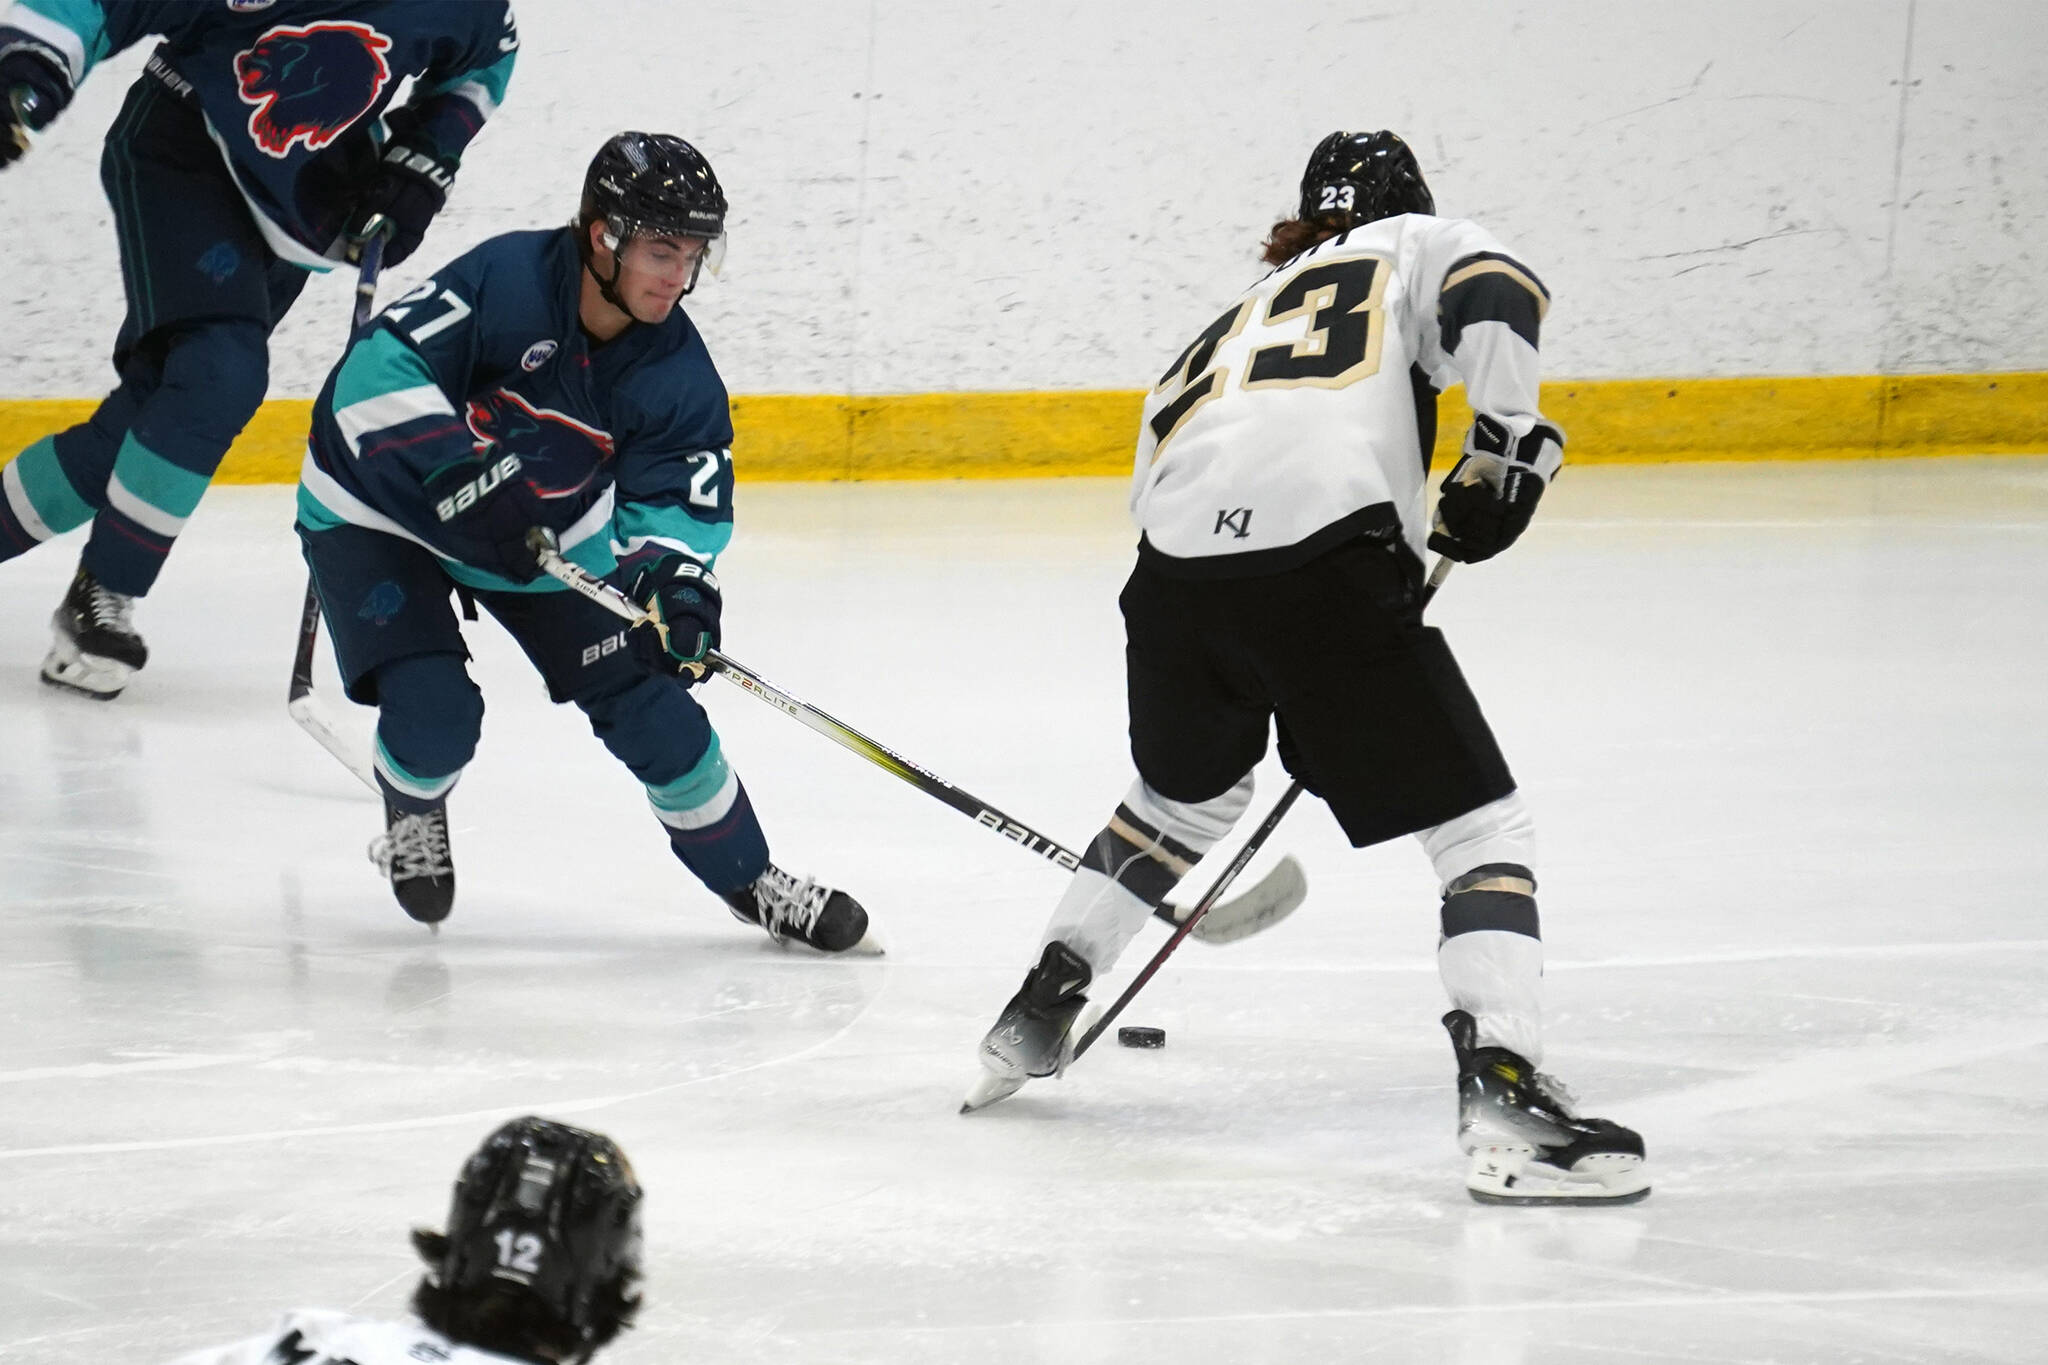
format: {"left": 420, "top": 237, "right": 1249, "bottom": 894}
{"left": 1129, "top": 214, "right": 1558, "bottom": 571}
{"left": 160, "top": 1311, "right": 527, "bottom": 1365}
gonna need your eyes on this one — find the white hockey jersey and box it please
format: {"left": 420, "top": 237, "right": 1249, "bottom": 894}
{"left": 1131, "top": 214, "right": 1561, "bottom": 574}
{"left": 162, "top": 1310, "right": 530, "bottom": 1365}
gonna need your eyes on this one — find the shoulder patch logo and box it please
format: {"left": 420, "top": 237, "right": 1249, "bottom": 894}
{"left": 227, "top": 1, "right": 278, "bottom": 12}
{"left": 234, "top": 21, "right": 394, "bottom": 158}
{"left": 520, "top": 340, "right": 559, "bottom": 373}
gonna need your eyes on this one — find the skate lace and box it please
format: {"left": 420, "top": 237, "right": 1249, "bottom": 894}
{"left": 754, "top": 867, "right": 830, "bottom": 941}
{"left": 86, "top": 582, "right": 137, "bottom": 635}
{"left": 369, "top": 812, "right": 453, "bottom": 881}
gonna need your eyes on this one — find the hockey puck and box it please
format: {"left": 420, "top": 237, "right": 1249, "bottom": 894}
{"left": 1118, "top": 1025, "right": 1166, "bottom": 1049}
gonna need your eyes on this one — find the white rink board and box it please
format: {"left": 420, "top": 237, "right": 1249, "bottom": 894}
{"left": 3, "top": 1, "right": 2047, "bottom": 399}
{"left": 2, "top": 460, "right": 2046, "bottom": 1362}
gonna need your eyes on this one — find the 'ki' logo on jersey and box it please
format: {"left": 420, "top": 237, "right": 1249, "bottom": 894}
{"left": 234, "top": 21, "right": 394, "bottom": 158}
{"left": 466, "top": 390, "right": 616, "bottom": 500}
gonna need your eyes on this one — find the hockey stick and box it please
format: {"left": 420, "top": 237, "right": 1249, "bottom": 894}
{"left": 1069, "top": 555, "right": 1456, "bottom": 1061}
{"left": 525, "top": 529, "right": 1306, "bottom": 941}
{"left": 287, "top": 219, "right": 390, "bottom": 793}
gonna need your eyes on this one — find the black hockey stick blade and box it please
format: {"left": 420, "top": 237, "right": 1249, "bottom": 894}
{"left": 1162, "top": 853, "right": 1307, "bottom": 944}
{"left": 1073, "top": 781, "right": 1308, "bottom": 1061}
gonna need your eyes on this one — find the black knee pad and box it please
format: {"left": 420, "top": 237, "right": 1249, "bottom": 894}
{"left": 1441, "top": 862, "right": 1540, "bottom": 940}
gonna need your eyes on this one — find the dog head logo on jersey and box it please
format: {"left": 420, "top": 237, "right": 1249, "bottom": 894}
{"left": 466, "top": 390, "right": 616, "bottom": 500}
{"left": 234, "top": 22, "right": 394, "bottom": 158}
{"left": 357, "top": 581, "right": 406, "bottom": 627}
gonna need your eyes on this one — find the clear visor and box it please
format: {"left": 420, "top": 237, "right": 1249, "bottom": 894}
{"left": 604, "top": 228, "right": 726, "bottom": 293}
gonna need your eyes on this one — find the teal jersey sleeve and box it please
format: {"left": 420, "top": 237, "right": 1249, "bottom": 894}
{"left": 395, "top": 3, "right": 517, "bottom": 162}
{"left": 608, "top": 331, "right": 736, "bottom": 573}
{"left": 0, "top": 0, "right": 172, "bottom": 84}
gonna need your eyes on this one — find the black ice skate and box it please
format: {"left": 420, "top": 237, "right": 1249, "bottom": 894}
{"left": 961, "top": 940, "right": 1094, "bottom": 1113}
{"left": 724, "top": 863, "right": 879, "bottom": 955}
{"left": 41, "top": 564, "right": 149, "bottom": 699}
{"left": 369, "top": 799, "right": 455, "bottom": 926}
{"left": 1444, "top": 1010, "right": 1649, "bottom": 1205}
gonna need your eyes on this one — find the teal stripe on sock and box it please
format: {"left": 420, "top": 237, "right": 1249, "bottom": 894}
{"left": 11, "top": 437, "right": 95, "bottom": 533}
{"left": 112, "top": 434, "right": 214, "bottom": 519}
{"left": 646, "top": 735, "right": 731, "bottom": 815}
{"left": 374, "top": 734, "right": 459, "bottom": 800}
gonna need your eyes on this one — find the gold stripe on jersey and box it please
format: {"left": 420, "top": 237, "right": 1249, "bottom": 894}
{"left": 1440, "top": 258, "right": 1552, "bottom": 319}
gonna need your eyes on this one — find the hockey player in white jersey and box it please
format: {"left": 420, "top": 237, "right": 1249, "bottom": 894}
{"left": 963, "top": 132, "right": 1647, "bottom": 1205}
{"left": 161, "top": 1117, "right": 643, "bottom": 1365}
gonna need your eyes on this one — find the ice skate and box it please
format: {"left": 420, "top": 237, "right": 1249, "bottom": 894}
{"left": 369, "top": 799, "right": 455, "bottom": 926}
{"left": 724, "top": 863, "right": 880, "bottom": 955}
{"left": 1444, "top": 1010, "right": 1649, "bottom": 1205}
{"left": 40, "top": 564, "right": 148, "bottom": 699}
{"left": 961, "top": 940, "right": 1093, "bottom": 1113}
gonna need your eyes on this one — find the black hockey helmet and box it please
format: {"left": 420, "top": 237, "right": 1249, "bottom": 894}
{"left": 413, "top": 1117, "right": 644, "bottom": 1358}
{"left": 1298, "top": 130, "right": 1435, "bottom": 226}
{"left": 579, "top": 131, "right": 727, "bottom": 297}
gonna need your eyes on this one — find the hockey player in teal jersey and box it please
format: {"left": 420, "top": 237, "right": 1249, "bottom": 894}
{"left": 298, "top": 131, "right": 875, "bottom": 953}
{"left": 0, "top": 0, "right": 518, "bottom": 697}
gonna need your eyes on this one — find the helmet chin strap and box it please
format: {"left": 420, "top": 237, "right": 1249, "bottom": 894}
{"left": 590, "top": 228, "right": 633, "bottom": 315}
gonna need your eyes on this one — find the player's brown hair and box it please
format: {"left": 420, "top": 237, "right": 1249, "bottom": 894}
{"left": 411, "top": 1229, "right": 641, "bottom": 1364}
{"left": 1260, "top": 214, "right": 1348, "bottom": 267}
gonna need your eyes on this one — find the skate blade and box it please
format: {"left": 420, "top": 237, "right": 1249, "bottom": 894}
{"left": 40, "top": 643, "right": 134, "bottom": 699}
{"left": 959, "top": 1068, "right": 1027, "bottom": 1114}
{"left": 1464, "top": 1144, "right": 1651, "bottom": 1206}
{"left": 773, "top": 927, "right": 886, "bottom": 958}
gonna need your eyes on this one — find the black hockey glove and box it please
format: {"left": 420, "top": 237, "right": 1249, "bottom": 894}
{"left": 0, "top": 34, "right": 74, "bottom": 169}
{"left": 347, "top": 140, "right": 456, "bottom": 266}
{"left": 422, "top": 453, "right": 543, "bottom": 584}
{"left": 629, "top": 554, "right": 722, "bottom": 680}
{"left": 1426, "top": 416, "right": 1564, "bottom": 564}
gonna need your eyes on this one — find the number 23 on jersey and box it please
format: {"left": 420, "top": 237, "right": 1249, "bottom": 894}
{"left": 1149, "top": 254, "right": 1390, "bottom": 459}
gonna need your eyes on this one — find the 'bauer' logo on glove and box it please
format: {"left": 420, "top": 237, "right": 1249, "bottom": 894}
{"left": 630, "top": 555, "right": 722, "bottom": 681}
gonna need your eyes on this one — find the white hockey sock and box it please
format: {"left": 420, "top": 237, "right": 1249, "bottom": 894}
{"left": 1438, "top": 931, "right": 1545, "bottom": 1064}
{"left": 1419, "top": 791, "right": 1545, "bottom": 1064}
{"left": 1040, "top": 773, "right": 1253, "bottom": 976}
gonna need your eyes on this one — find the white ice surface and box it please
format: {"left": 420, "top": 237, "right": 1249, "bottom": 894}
{"left": 2, "top": 461, "right": 2045, "bottom": 1364}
